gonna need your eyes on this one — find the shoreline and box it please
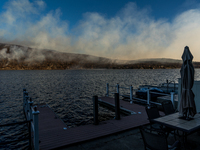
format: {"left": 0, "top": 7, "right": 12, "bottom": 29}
{"left": 0, "top": 67, "right": 184, "bottom": 70}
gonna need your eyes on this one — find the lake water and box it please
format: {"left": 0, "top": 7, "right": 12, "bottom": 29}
{"left": 1, "top": 69, "right": 200, "bottom": 149}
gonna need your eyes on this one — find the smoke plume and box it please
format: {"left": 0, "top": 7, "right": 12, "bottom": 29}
{"left": 1, "top": 0, "right": 200, "bottom": 61}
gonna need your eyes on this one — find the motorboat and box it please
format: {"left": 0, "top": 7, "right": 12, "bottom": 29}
{"left": 136, "top": 80, "right": 178, "bottom": 101}
{"left": 136, "top": 87, "right": 164, "bottom": 101}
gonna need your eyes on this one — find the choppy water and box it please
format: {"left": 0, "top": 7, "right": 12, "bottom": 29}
{"left": 1, "top": 69, "right": 200, "bottom": 149}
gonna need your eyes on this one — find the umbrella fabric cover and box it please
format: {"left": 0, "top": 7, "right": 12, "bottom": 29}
{"left": 179, "top": 46, "right": 197, "bottom": 117}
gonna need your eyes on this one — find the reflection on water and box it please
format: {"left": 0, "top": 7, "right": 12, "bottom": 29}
{"left": 1, "top": 69, "right": 200, "bottom": 149}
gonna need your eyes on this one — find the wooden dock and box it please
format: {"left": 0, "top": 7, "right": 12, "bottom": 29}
{"left": 37, "top": 97, "right": 150, "bottom": 150}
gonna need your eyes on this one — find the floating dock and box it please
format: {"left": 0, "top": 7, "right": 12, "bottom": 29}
{"left": 37, "top": 97, "right": 150, "bottom": 150}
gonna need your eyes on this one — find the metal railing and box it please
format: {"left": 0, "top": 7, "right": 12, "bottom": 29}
{"left": 23, "top": 88, "right": 40, "bottom": 150}
{"left": 105, "top": 83, "right": 176, "bottom": 107}
{"left": 106, "top": 83, "right": 138, "bottom": 101}
{"left": 1, "top": 89, "right": 40, "bottom": 150}
{"left": 146, "top": 89, "right": 175, "bottom": 106}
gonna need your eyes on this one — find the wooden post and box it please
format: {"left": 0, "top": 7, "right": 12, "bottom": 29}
{"left": 33, "top": 106, "right": 40, "bottom": 150}
{"left": 117, "top": 83, "right": 119, "bottom": 94}
{"left": 130, "top": 85, "right": 133, "bottom": 101}
{"left": 93, "top": 96, "right": 98, "bottom": 125}
{"left": 147, "top": 89, "right": 150, "bottom": 105}
{"left": 106, "top": 83, "right": 109, "bottom": 97}
{"left": 115, "top": 93, "right": 120, "bottom": 120}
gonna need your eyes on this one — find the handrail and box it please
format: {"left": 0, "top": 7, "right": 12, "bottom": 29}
{"left": 106, "top": 83, "right": 176, "bottom": 107}
{"left": 166, "top": 80, "right": 176, "bottom": 93}
{"left": 149, "top": 91, "right": 169, "bottom": 96}
{"left": 1, "top": 89, "right": 40, "bottom": 149}
{"left": 119, "top": 87, "right": 129, "bottom": 90}
{"left": 23, "top": 88, "right": 40, "bottom": 150}
{"left": 106, "top": 83, "right": 134, "bottom": 100}
{"left": 132, "top": 96, "right": 162, "bottom": 106}
{"left": 109, "top": 85, "right": 117, "bottom": 87}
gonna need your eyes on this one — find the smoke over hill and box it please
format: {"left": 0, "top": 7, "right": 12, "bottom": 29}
{"left": 0, "top": 43, "right": 115, "bottom": 69}
{"left": 0, "top": 43, "right": 199, "bottom": 70}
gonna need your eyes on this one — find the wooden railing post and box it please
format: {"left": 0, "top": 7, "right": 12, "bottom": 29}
{"left": 93, "top": 96, "right": 99, "bottom": 125}
{"left": 106, "top": 83, "right": 109, "bottom": 97}
{"left": 33, "top": 106, "right": 40, "bottom": 150}
{"left": 115, "top": 93, "right": 120, "bottom": 120}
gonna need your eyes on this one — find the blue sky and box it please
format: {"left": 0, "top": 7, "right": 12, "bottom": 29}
{"left": 40, "top": 0, "right": 183, "bottom": 28}
{"left": 25, "top": 0, "right": 200, "bottom": 28}
{"left": 1, "top": 0, "right": 200, "bottom": 61}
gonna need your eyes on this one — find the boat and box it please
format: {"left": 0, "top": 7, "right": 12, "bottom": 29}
{"left": 136, "top": 87, "right": 165, "bottom": 101}
{"left": 135, "top": 80, "right": 178, "bottom": 101}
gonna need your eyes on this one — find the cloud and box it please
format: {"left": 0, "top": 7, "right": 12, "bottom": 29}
{"left": 0, "top": 0, "right": 71, "bottom": 51}
{"left": 73, "top": 3, "right": 173, "bottom": 60}
{"left": 165, "top": 9, "right": 200, "bottom": 60}
{"left": 2, "top": 0, "right": 45, "bottom": 25}
{"left": 1, "top": 0, "right": 200, "bottom": 61}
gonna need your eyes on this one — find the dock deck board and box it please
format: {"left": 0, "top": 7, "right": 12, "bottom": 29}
{"left": 37, "top": 97, "right": 150, "bottom": 150}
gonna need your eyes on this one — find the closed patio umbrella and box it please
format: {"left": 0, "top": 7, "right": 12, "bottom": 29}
{"left": 179, "top": 46, "right": 196, "bottom": 118}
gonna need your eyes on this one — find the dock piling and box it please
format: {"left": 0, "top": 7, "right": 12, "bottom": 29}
{"left": 93, "top": 96, "right": 99, "bottom": 125}
{"left": 115, "top": 93, "right": 120, "bottom": 120}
